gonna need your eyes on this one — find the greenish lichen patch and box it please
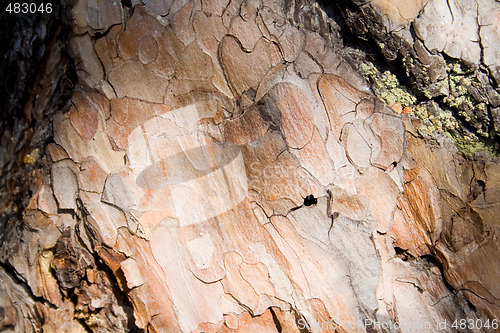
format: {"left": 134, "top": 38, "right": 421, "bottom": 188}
{"left": 361, "top": 61, "right": 416, "bottom": 107}
{"left": 440, "top": 62, "right": 492, "bottom": 136}
{"left": 361, "top": 60, "right": 498, "bottom": 159}
{"left": 442, "top": 66, "right": 474, "bottom": 110}
{"left": 410, "top": 103, "right": 497, "bottom": 159}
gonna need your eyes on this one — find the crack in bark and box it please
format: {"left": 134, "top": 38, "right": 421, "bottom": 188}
{"left": 0, "top": 262, "right": 58, "bottom": 309}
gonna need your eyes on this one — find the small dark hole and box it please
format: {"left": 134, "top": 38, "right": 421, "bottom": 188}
{"left": 394, "top": 247, "right": 410, "bottom": 261}
{"left": 303, "top": 195, "right": 317, "bottom": 206}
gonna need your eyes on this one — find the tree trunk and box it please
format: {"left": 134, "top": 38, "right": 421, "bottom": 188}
{"left": 1, "top": 0, "right": 499, "bottom": 332}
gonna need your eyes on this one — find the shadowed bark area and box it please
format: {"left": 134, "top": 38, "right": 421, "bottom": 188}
{"left": 0, "top": 1, "right": 75, "bottom": 236}
{"left": 0, "top": 0, "right": 499, "bottom": 332}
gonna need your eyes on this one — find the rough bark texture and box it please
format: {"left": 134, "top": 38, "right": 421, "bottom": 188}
{"left": 0, "top": 0, "right": 499, "bottom": 332}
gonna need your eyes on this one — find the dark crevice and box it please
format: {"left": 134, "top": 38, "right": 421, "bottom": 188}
{"left": 269, "top": 307, "right": 283, "bottom": 333}
{"left": 394, "top": 246, "right": 412, "bottom": 262}
{"left": 0, "top": 261, "right": 58, "bottom": 309}
{"left": 121, "top": 0, "right": 132, "bottom": 8}
{"left": 293, "top": 309, "right": 312, "bottom": 333}
{"left": 91, "top": 21, "right": 124, "bottom": 41}
{"left": 471, "top": 179, "right": 486, "bottom": 200}
{"left": 91, "top": 252, "right": 143, "bottom": 333}
{"left": 420, "top": 254, "right": 456, "bottom": 296}
{"left": 465, "top": 298, "right": 477, "bottom": 313}
{"left": 316, "top": 0, "right": 356, "bottom": 45}
{"left": 393, "top": 249, "right": 460, "bottom": 303}
{"left": 75, "top": 317, "right": 93, "bottom": 333}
